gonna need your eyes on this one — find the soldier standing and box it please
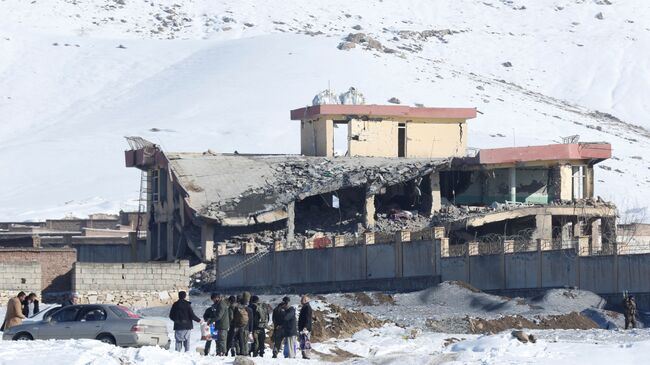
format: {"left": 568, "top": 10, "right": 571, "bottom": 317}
{"left": 623, "top": 294, "right": 637, "bottom": 329}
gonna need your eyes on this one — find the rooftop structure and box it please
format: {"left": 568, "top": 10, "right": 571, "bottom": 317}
{"left": 290, "top": 104, "right": 477, "bottom": 158}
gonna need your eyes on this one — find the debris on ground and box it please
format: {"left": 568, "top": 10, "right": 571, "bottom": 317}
{"left": 344, "top": 292, "right": 396, "bottom": 306}
{"left": 311, "top": 302, "right": 386, "bottom": 342}
{"left": 468, "top": 312, "right": 599, "bottom": 334}
{"left": 511, "top": 330, "right": 536, "bottom": 343}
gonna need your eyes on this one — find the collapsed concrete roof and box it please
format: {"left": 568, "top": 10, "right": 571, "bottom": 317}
{"left": 165, "top": 153, "right": 450, "bottom": 225}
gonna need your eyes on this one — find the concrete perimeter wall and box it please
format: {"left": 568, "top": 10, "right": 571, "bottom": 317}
{"left": 216, "top": 240, "right": 437, "bottom": 292}
{"left": 73, "top": 261, "right": 190, "bottom": 307}
{"left": 440, "top": 251, "right": 650, "bottom": 309}
{"left": 0, "top": 262, "right": 41, "bottom": 304}
{"left": 218, "top": 240, "right": 650, "bottom": 309}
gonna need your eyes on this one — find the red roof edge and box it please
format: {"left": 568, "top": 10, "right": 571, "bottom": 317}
{"left": 290, "top": 104, "right": 477, "bottom": 120}
{"left": 478, "top": 143, "right": 612, "bottom": 165}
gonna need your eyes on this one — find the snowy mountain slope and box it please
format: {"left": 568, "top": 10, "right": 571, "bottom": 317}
{"left": 1, "top": 0, "right": 649, "bottom": 220}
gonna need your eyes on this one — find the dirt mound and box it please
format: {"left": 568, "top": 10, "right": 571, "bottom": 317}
{"left": 311, "top": 303, "right": 385, "bottom": 342}
{"left": 468, "top": 312, "right": 599, "bottom": 334}
{"left": 448, "top": 280, "right": 481, "bottom": 293}
{"left": 344, "top": 292, "right": 396, "bottom": 306}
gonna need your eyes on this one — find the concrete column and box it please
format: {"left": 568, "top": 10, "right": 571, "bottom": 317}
{"left": 509, "top": 167, "right": 517, "bottom": 202}
{"left": 430, "top": 171, "right": 442, "bottom": 214}
{"left": 200, "top": 224, "right": 215, "bottom": 262}
{"left": 559, "top": 164, "right": 573, "bottom": 201}
{"left": 468, "top": 241, "right": 480, "bottom": 256}
{"left": 31, "top": 235, "right": 41, "bottom": 248}
{"left": 577, "top": 237, "right": 590, "bottom": 256}
{"left": 601, "top": 217, "right": 617, "bottom": 246}
{"left": 439, "top": 238, "right": 450, "bottom": 257}
{"left": 503, "top": 239, "right": 515, "bottom": 253}
{"left": 584, "top": 165, "right": 594, "bottom": 198}
{"left": 286, "top": 202, "right": 295, "bottom": 244}
{"left": 590, "top": 218, "right": 602, "bottom": 253}
{"left": 532, "top": 214, "right": 553, "bottom": 242}
{"left": 364, "top": 194, "right": 376, "bottom": 228}
{"left": 561, "top": 222, "right": 573, "bottom": 248}
{"left": 573, "top": 220, "right": 583, "bottom": 237}
{"left": 537, "top": 238, "right": 552, "bottom": 251}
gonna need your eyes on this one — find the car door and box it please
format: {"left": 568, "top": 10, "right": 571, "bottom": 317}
{"left": 36, "top": 306, "right": 81, "bottom": 340}
{"left": 72, "top": 306, "right": 108, "bottom": 339}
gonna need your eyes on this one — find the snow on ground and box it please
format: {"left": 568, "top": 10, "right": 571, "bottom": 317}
{"left": 1, "top": 287, "right": 649, "bottom": 364}
{"left": 1, "top": 324, "right": 649, "bottom": 365}
{"left": 1, "top": 0, "right": 650, "bottom": 221}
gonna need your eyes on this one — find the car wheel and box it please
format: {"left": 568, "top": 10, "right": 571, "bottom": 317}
{"left": 97, "top": 334, "right": 116, "bottom": 345}
{"left": 13, "top": 332, "right": 33, "bottom": 341}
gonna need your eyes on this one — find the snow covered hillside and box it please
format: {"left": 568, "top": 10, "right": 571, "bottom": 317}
{"left": 1, "top": 0, "right": 650, "bottom": 220}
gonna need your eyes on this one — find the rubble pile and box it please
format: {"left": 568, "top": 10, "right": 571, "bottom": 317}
{"left": 218, "top": 228, "right": 287, "bottom": 253}
{"left": 374, "top": 211, "right": 432, "bottom": 232}
{"left": 203, "top": 156, "right": 448, "bottom": 220}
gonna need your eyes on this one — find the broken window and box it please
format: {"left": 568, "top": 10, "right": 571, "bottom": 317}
{"left": 572, "top": 166, "right": 584, "bottom": 199}
{"left": 295, "top": 188, "right": 364, "bottom": 239}
{"left": 398, "top": 123, "right": 406, "bottom": 157}
{"left": 159, "top": 168, "right": 168, "bottom": 203}
{"left": 440, "top": 171, "right": 475, "bottom": 205}
{"left": 151, "top": 169, "right": 159, "bottom": 202}
{"left": 375, "top": 176, "right": 431, "bottom": 217}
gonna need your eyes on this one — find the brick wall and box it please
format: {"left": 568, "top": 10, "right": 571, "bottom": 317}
{"left": 0, "top": 262, "right": 41, "bottom": 304}
{"left": 0, "top": 248, "right": 76, "bottom": 294}
{"left": 73, "top": 261, "right": 189, "bottom": 307}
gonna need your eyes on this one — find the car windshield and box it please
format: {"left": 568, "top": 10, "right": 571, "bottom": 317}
{"left": 109, "top": 306, "right": 141, "bottom": 319}
{"left": 30, "top": 305, "right": 60, "bottom": 319}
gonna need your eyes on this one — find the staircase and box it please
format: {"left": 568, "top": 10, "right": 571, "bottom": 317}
{"left": 218, "top": 248, "right": 270, "bottom": 279}
{"left": 135, "top": 170, "right": 148, "bottom": 239}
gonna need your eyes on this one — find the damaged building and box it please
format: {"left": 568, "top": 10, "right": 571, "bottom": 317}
{"left": 125, "top": 104, "right": 615, "bottom": 286}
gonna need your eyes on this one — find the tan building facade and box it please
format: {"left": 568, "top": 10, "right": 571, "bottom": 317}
{"left": 291, "top": 105, "right": 477, "bottom": 158}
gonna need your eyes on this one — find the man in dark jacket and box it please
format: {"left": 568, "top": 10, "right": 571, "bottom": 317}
{"left": 169, "top": 291, "right": 201, "bottom": 352}
{"left": 226, "top": 295, "right": 238, "bottom": 356}
{"left": 61, "top": 292, "right": 79, "bottom": 307}
{"left": 213, "top": 293, "right": 231, "bottom": 355}
{"left": 249, "top": 295, "right": 268, "bottom": 357}
{"left": 298, "top": 295, "right": 313, "bottom": 359}
{"left": 283, "top": 300, "right": 298, "bottom": 358}
{"left": 22, "top": 293, "right": 40, "bottom": 318}
{"left": 202, "top": 293, "right": 220, "bottom": 355}
{"left": 271, "top": 297, "right": 288, "bottom": 358}
{"left": 233, "top": 295, "right": 253, "bottom": 356}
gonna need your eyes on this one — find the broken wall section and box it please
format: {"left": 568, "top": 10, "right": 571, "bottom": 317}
{"left": 440, "top": 167, "right": 552, "bottom": 206}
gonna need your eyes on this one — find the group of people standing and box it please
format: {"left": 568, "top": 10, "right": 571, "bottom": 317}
{"left": 168, "top": 291, "right": 313, "bottom": 359}
{"left": 1, "top": 291, "right": 39, "bottom": 331}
